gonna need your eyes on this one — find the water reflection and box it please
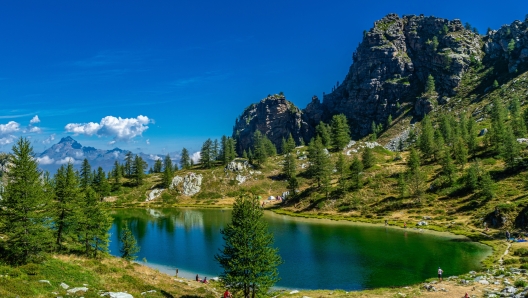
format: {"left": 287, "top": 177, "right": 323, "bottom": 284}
{"left": 109, "top": 208, "right": 490, "bottom": 291}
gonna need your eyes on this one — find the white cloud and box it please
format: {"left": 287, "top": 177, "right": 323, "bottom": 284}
{"left": 191, "top": 151, "right": 201, "bottom": 163}
{"left": 37, "top": 155, "right": 55, "bottom": 165}
{"left": 148, "top": 154, "right": 162, "bottom": 161}
{"left": 146, "top": 139, "right": 150, "bottom": 145}
{"left": 42, "top": 134, "right": 56, "bottom": 144}
{"left": 0, "top": 121, "right": 20, "bottom": 135}
{"left": 65, "top": 115, "right": 150, "bottom": 143}
{"left": 29, "top": 115, "right": 40, "bottom": 124}
{"left": 28, "top": 126, "right": 41, "bottom": 133}
{"left": 0, "top": 135, "right": 16, "bottom": 145}
{"left": 55, "top": 157, "right": 80, "bottom": 165}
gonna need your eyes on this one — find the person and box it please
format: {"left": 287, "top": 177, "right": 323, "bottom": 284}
{"left": 404, "top": 222, "right": 407, "bottom": 228}
{"left": 223, "top": 289, "right": 232, "bottom": 298}
{"left": 438, "top": 267, "right": 443, "bottom": 282}
{"left": 195, "top": 274, "right": 199, "bottom": 282}
{"left": 464, "top": 293, "right": 469, "bottom": 298}
{"left": 203, "top": 277, "right": 208, "bottom": 283}
{"left": 506, "top": 230, "right": 511, "bottom": 242}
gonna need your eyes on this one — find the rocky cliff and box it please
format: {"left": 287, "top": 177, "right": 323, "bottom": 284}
{"left": 232, "top": 14, "right": 528, "bottom": 154}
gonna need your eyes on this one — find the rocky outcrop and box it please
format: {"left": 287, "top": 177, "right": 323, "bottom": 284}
{"left": 484, "top": 17, "right": 528, "bottom": 73}
{"left": 170, "top": 173, "right": 203, "bottom": 197}
{"left": 232, "top": 14, "right": 528, "bottom": 153}
{"left": 233, "top": 94, "right": 312, "bottom": 154}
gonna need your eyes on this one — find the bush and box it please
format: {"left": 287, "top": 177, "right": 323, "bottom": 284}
{"left": 520, "top": 257, "right": 528, "bottom": 263}
{"left": 19, "top": 263, "right": 39, "bottom": 275}
{"left": 515, "top": 279, "right": 527, "bottom": 287}
{"left": 520, "top": 263, "right": 528, "bottom": 270}
{"left": 503, "top": 258, "right": 518, "bottom": 265}
{"left": 514, "top": 248, "right": 528, "bottom": 257}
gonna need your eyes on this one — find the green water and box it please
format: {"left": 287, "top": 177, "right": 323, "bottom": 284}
{"left": 109, "top": 208, "right": 490, "bottom": 291}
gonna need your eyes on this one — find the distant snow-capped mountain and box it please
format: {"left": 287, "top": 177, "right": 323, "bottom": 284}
{"left": 37, "top": 136, "right": 177, "bottom": 173}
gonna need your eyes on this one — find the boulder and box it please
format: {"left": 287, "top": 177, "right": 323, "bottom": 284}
{"left": 479, "top": 128, "right": 488, "bottom": 136}
{"left": 60, "top": 282, "right": 69, "bottom": 289}
{"left": 67, "top": 287, "right": 88, "bottom": 293}
{"left": 170, "top": 173, "right": 203, "bottom": 196}
{"left": 146, "top": 188, "right": 163, "bottom": 202}
{"left": 102, "top": 292, "right": 134, "bottom": 298}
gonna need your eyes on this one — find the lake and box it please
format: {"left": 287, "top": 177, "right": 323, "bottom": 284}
{"left": 109, "top": 208, "right": 491, "bottom": 291}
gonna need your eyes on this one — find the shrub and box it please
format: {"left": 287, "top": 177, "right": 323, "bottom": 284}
{"left": 520, "top": 263, "right": 528, "bottom": 270}
{"left": 514, "top": 248, "right": 528, "bottom": 257}
{"left": 19, "top": 263, "right": 39, "bottom": 275}
{"left": 503, "top": 258, "right": 518, "bottom": 265}
{"left": 515, "top": 279, "right": 527, "bottom": 287}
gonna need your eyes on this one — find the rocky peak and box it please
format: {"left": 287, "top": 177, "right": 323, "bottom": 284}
{"left": 233, "top": 94, "right": 311, "bottom": 154}
{"left": 484, "top": 18, "right": 528, "bottom": 73}
{"left": 58, "top": 136, "right": 82, "bottom": 149}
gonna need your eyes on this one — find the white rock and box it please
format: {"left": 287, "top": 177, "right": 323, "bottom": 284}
{"left": 67, "top": 287, "right": 88, "bottom": 293}
{"left": 170, "top": 173, "right": 203, "bottom": 196}
{"left": 38, "top": 280, "right": 51, "bottom": 285}
{"left": 146, "top": 188, "right": 164, "bottom": 202}
{"left": 60, "top": 282, "right": 69, "bottom": 289}
{"left": 289, "top": 290, "right": 299, "bottom": 294}
{"left": 102, "top": 292, "right": 134, "bottom": 298}
{"left": 479, "top": 279, "right": 489, "bottom": 285}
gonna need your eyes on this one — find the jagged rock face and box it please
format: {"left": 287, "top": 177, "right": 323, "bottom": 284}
{"left": 170, "top": 173, "right": 203, "bottom": 197}
{"left": 322, "top": 13, "right": 482, "bottom": 136}
{"left": 233, "top": 94, "right": 312, "bottom": 154}
{"left": 484, "top": 18, "right": 528, "bottom": 73}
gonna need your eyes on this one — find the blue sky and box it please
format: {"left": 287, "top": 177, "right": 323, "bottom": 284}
{"left": 0, "top": 0, "right": 525, "bottom": 155}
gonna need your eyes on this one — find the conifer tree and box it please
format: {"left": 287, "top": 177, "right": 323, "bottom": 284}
{"left": 371, "top": 121, "right": 378, "bottom": 141}
{"left": 335, "top": 153, "right": 347, "bottom": 192}
{"left": 76, "top": 187, "right": 112, "bottom": 258}
{"left": 386, "top": 114, "right": 393, "bottom": 128}
{"left": 212, "top": 139, "right": 220, "bottom": 161}
{"left": 253, "top": 131, "right": 268, "bottom": 165}
{"left": 315, "top": 122, "right": 331, "bottom": 148}
{"left": 119, "top": 225, "right": 140, "bottom": 261}
{"left": 124, "top": 151, "right": 133, "bottom": 177}
{"left": 418, "top": 115, "right": 435, "bottom": 159}
{"left": 162, "top": 154, "right": 173, "bottom": 188}
{"left": 242, "top": 150, "right": 248, "bottom": 159}
{"left": 489, "top": 97, "right": 506, "bottom": 153}
{"left": 361, "top": 147, "right": 375, "bottom": 169}
{"left": 439, "top": 114, "right": 453, "bottom": 146}
{"left": 93, "top": 167, "right": 111, "bottom": 199}
{"left": 397, "top": 172, "right": 407, "bottom": 198}
{"left": 53, "top": 163, "right": 82, "bottom": 250}
{"left": 467, "top": 116, "right": 478, "bottom": 155}
{"left": 330, "top": 114, "right": 351, "bottom": 151}
{"left": 350, "top": 155, "right": 363, "bottom": 189}
{"left": 459, "top": 114, "right": 468, "bottom": 144}
{"left": 407, "top": 148, "right": 426, "bottom": 198}
{"left": 425, "top": 74, "right": 436, "bottom": 95}
{"left": 216, "top": 196, "right": 282, "bottom": 298}
{"left": 80, "top": 158, "right": 92, "bottom": 189}
{"left": 153, "top": 159, "right": 163, "bottom": 173}
{"left": 112, "top": 160, "right": 121, "bottom": 191}
{"left": 433, "top": 129, "right": 445, "bottom": 162}
{"left": 0, "top": 138, "right": 52, "bottom": 264}
{"left": 479, "top": 171, "right": 495, "bottom": 199}
{"left": 465, "top": 161, "right": 480, "bottom": 192}
{"left": 180, "top": 148, "right": 191, "bottom": 169}
{"left": 308, "top": 138, "right": 332, "bottom": 188}
{"left": 282, "top": 153, "right": 296, "bottom": 180}
{"left": 440, "top": 149, "right": 456, "bottom": 185}
{"left": 454, "top": 137, "right": 468, "bottom": 167}
{"left": 510, "top": 97, "right": 527, "bottom": 137}
{"left": 132, "top": 155, "right": 147, "bottom": 186}
{"left": 263, "top": 136, "right": 277, "bottom": 157}
{"left": 281, "top": 133, "right": 296, "bottom": 154}
{"left": 501, "top": 125, "right": 520, "bottom": 169}
{"left": 200, "top": 139, "right": 214, "bottom": 168}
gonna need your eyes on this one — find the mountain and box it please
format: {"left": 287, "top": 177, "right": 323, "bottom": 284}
{"left": 37, "top": 136, "right": 174, "bottom": 173}
{"left": 233, "top": 13, "right": 528, "bottom": 153}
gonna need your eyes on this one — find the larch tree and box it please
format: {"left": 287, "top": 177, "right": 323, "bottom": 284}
{"left": 180, "top": 148, "right": 191, "bottom": 169}
{"left": 80, "top": 158, "right": 92, "bottom": 189}
{"left": 119, "top": 225, "right": 140, "bottom": 261}
{"left": 335, "top": 152, "right": 347, "bottom": 192}
{"left": 361, "top": 147, "right": 375, "bottom": 169}
{"left": 0, "top": 138, "right": 52, "bottom": 264}
{"left": 124, "top": 151, "right": 133, "bottom": 177}
{"left": 330, "top": 114, "right": 351, "bottom": 151}
{"left": 418, "top": 114, "right": 435, "bottom": 159}
{"left": 215, "top": 196, "right": 282, "bottom": 298}
{"left": 315, "top": 122, "right": 332, "bottom": 148}
{"left": 53, "top": 163, "right": 82, "bottom": 250}
{"left": 350, "top": 155, "right": 363, "bottom": 190}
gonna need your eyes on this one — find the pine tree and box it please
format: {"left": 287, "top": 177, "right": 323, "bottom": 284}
{"left": 433, "top": 129, "right": 445, "bottom": 162}
{"left": 282, "top": 133, "right": 296, "bottom": 154}
{"left": 215, "top": 196, "right": 282, "bottom": 298}
{"left": 330, "top": 114, "right": 351, "bottom": 151}
{"left": 112, "top": 160, "right": 121, "bottom": 191}
{"left": 440, "top": 149, "right": 456, "bottom": 185}
{"left": 76, "top": 187, "right": 112, "bottom": 258}
{"left": 467, "top": 116, "right": 478, "bottom": 155}
{"left": 132, "top": 155, "right": 147, "bottom": 186}
{"left": 454, "top": 137, "right": 468, "bottom": 167}
{"left": 242, "top": 150, "right": 248, "bottom": 159}
{"left": 489, "top": 97, "right": 507, "bottom": 153}
{"left": 407, "top": 148, "right": 420, "bottom": 175}
{"left": 180, "top": 148, "right": 191, "bottom": 169}
{"left": 162, "top": 154, "right": 173, "bottom": 188}
{"left": 439, "top": 114, "right": 453, "bottom": 146}
{"left": 282, "top": 153, "right": 296, "bottom": 180}
{"left": 80, "top": 158, "right": 92, "bottom": 189}
{"left": 253, "top": 131, "right": 268, "bottom": 165}
{"left": 465, "top": 161, "right": 480, "bottom": 192}
{"left": 501, "top": 124, "right": 520, "bottom": 169}
{"left": 119, "top": 225, "right": 140, "bottom": 261}
{"left": 93, "top": 167, "right": 111, "bottom": 199}
{"left": 200, "top": 139, "right": 214, "bottom": 168}
{"left": 370, "top": 121, "right": 378, "bottom": 141}
{"left": 361, "top": 147, "right": 375, "bottom": 169}
{"left": 263, "top": 136, "right": 277, "bottom": 157}
{"left": 335, "top": 153, "right": 347, "bottom": 192}
{"left": 479, "top": 171, "right": 495, "bottom": 199}
{"left": 425, "top": 74, "right": 436, "bottom": 94}
{"left": 0, "top": 138, "right": 52, "bottom": 264}
{"left": 153, "top": 159, "right": 163, "bottom": 173}
{"left": 212, "top": 139, "right": 220, "bottom": 161}
{"left": 418, "top": 115, "right": 435, "bottom": 159}
{"left": 315, "top": 122, "right": 331, "bottom": 148}
{"left": 386, "top": 114, "right": 393, "bottom": 128}
{"left": 510, "top": 97, "right": 527, "bottom": 137}
{"left": 407, "top": 148, "right": 426, "bottom": 198}
{"left": 350, "top": 156, "right": 363, "bottom": 189}
{"left": 53, "top": 163, "right": 82, "bottom": 250}
{"left": 308, "top": 138, "right": 332, "bottom": 189}
{"left": 124, "top": 151, "right": 133, "bottom": 177}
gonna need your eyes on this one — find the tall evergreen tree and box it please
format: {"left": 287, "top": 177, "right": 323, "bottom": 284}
{"left": 0, "top": 138, "right": 52, "bottom": 264}
{"left": 180, "top": 148, "right": 191, "bottom": 169}
{"left": 53, "top": 163, "right": 82, "bottom": 250}
{"left": 465, "top": 161, "right": 480, "bottom": 192}
{"left": 440, "top": 149, "right": 456, "bottom": 185}
{"left": 153, "top": 159, "right": 163, "bottom": 173}
{"left": 80, "top": 158, "right": 92, "bottom": 189}
{"left": 93, "top": 167, "right": 111, "bottom": 199}
{"left": 76, "top": 187, "right": 112, "bottom": 258}
{"left": 315, "top": 122, "right": 331, "bottom": 148}
{"left": 124, "top": 151, "right": 133, "bottom": 177}
{"left": 350, "top": 156, "right": 363, "bottom": 189}
{"left": 132, "top": 155, "right": 147, "bottom": 186}
{"left": 200, "top": 139, "right": 214, "bottom": 168}
{"left": 335, "top": 153, "right": 347, "bottom": 192}
{"left": 212, "top": 139, "right": 220, "bottom": 161}
{"left": 281, "top": 133, "right": 296, "bottom": 154}
{"left": 361, "top": 147, "right": 375, "bottom": 169}
{"left": 467, "top": 116, "right": 478, "bottom": 155}
{"left": 253, "top": 131, "right": 268, "bottom": 165}
{"left": 480, "top": 171, "right": 495, "bottom": 199}
{"left": 112, "top": 160, "right": 121, "bottom": 191}
{"left": 330, "top": 114, "right": 351, "bottom": 151}
{"left": 454, "top": 137, "right": 468, "bottom": 167}
{"left": 119, "top": 225, "right": 140, "bottom": 261}
{"left": 489, "top": 97, "right": 506, "bottom": 153}
{"left": 425, "top": 74, "right": 436, "bottom": 95}
{"left": 510, "top": 97, "right": 527, "bottom": 137}
{"left": 418, "top": 115, "right": 435, "bottom": 159}
{"left": 433, "top": 129, "right": 445, "bottom": 162}
{"left": 308, "top": 138, "right": 332, "bottom": 190}
{"left": 215, "top": 196, "right": 282, "bottom": 298}
{"left": 282, "top": 153, "right": 296, "bottom": 180}
{"left": 501, "top": 125, "right": 520, "bottom": 169}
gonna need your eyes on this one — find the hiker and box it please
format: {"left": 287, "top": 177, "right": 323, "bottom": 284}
{"left": 438, "top": 267, "right": 443, "bottom": 282}
{"left": 506, "top": 230, "right": 511, "bottom": 242}
{"left": 196, "top": 274, "right": 199, "bottom": 282}
{"left": 223, "top": 289, "right": 232, "bottom": 298}
{"left": 203, "top": 277, "right": 208, "bottom": 283}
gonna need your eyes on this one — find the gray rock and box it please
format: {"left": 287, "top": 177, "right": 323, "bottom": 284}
{"left": 60, "top": 282, "right": 69, "bottom": 289}
{"left": 146, "top": 188, "right": 163, "bottom": 202}
{"left": 67, "top": 287, "right": 88, "bottom": 293}
{"left": 38, "top": 280, "right": 51, "bottom": 285}
{"left": 479, "top": 128, "right": 488, "bottom": 136}
{"left": 102, "top": 292, "right": 134, "bottom": 298}
{"left": 170, "top": 173, "right": 203, "bottom": 196}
